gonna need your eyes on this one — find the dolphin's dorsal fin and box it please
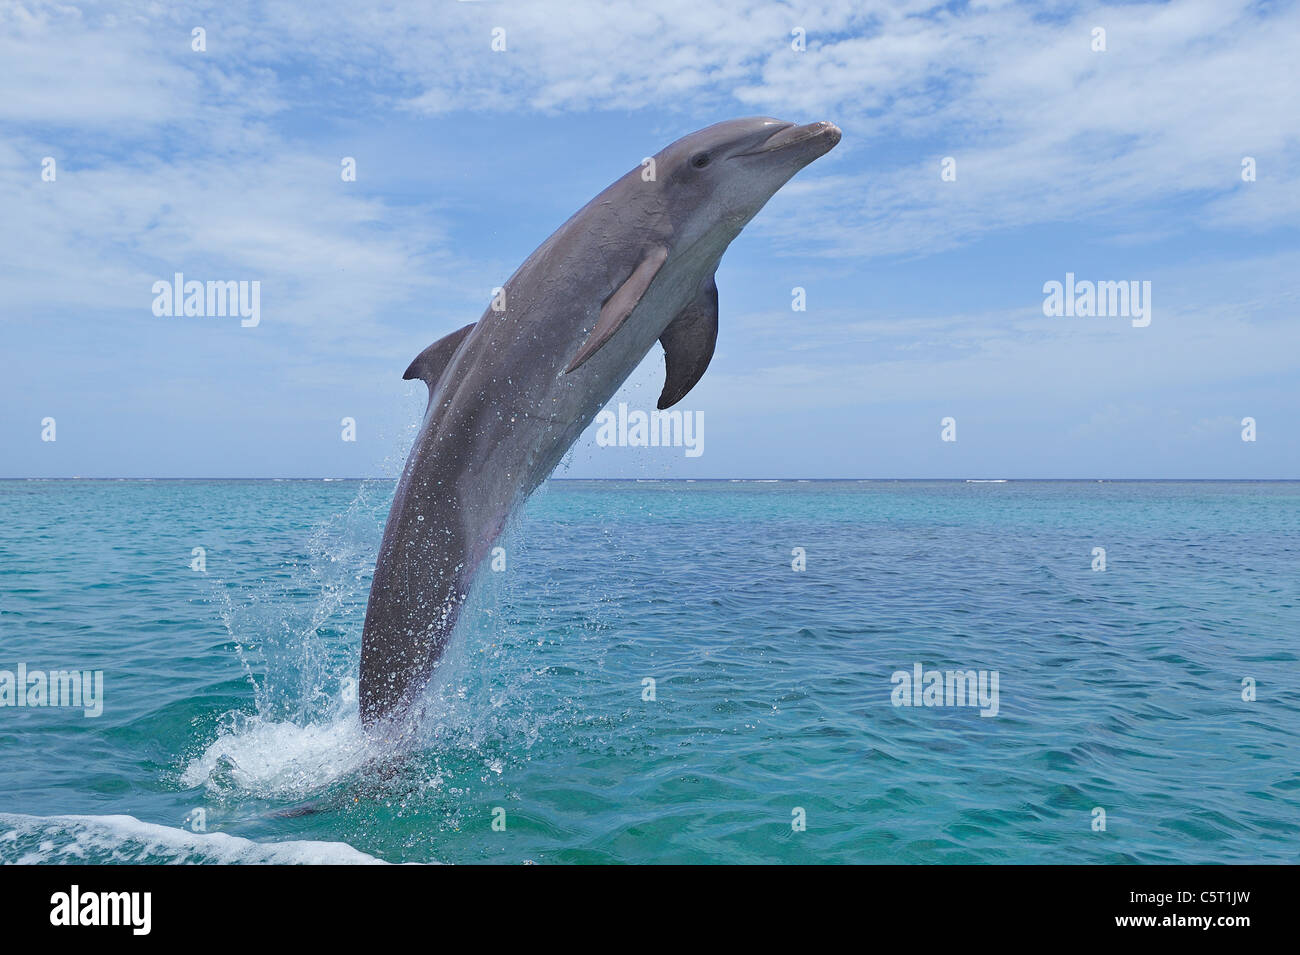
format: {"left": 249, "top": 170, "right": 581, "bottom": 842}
{"left": 403, "top": 322, "right": 476, "bottom": 399}
{"left": 565, "top": 246, "right": 669, "bottom": 374}
{"left": 657, "top": 276, "right": 718, "bottom": 409}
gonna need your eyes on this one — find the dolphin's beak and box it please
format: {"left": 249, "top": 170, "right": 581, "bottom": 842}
{"left": 735, "top": 121, "right": 842, "bottom": 160}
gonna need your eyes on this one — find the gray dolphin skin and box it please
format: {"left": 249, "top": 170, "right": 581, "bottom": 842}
{"left": 359, "top": 116, "right": 841, "bottom": 728}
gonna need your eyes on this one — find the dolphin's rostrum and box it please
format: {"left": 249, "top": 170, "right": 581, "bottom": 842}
{"left": 359, "top": 117, "right": 841, "bottom": 727}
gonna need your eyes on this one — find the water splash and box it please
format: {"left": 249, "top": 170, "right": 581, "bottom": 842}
{"left": 182, "top": 467, "right": 557, "bottom": 802}
{"left": 186, "top": 481, "right": 391, "bottom": 796}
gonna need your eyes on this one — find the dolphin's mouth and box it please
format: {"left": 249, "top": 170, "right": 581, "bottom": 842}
{"left": 732, "top": 121, "right": 842, "bottom": 158}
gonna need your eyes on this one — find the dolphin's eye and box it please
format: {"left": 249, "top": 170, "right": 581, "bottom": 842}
{"left": 690, "top": 151, "right": 711, "bottom": 169}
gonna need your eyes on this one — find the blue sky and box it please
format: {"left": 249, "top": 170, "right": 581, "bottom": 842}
{"left": 3, "top": 0, "right": 1298, "bottom": 478}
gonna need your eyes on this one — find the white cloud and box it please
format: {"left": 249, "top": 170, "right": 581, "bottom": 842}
{"left": 5, "top": 0, "right": 1297, "bottom": 276}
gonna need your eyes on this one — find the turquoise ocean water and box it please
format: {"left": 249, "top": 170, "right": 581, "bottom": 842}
{"left": 0, "top": 479, "right": 1296, "bottom": 864}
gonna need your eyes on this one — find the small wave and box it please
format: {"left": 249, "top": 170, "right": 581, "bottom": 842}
{"left": 0, "top": 813, "right": 394, "bottom": 865}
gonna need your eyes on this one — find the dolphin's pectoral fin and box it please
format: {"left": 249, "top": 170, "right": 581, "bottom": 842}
{"left": 565, "top": 246, "right": 669, "bottom": 374}
{"left": 403, "top": 322, "right": 476, "bottom": 399}
{"left": 657, "top": 276, "right": 719, "bottom": 410}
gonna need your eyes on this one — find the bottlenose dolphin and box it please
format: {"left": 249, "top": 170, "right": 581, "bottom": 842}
{"left": 359, "top": 117, "right": 841, "bottom": 727}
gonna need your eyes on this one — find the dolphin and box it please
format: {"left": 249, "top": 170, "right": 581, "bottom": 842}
{"left": 359, "top": 116, "right": 841, "bottom": 727}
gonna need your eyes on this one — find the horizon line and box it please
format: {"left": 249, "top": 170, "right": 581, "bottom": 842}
{"left": 3, "top": 477, "right": 1298, "bottom": 483}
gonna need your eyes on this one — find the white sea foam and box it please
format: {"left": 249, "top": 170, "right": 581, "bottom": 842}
{"left": 0, "top": 813, "right": 395, "bottom": 864}
{"left": 180, "top": 712, "right": 373, "bottom": 799}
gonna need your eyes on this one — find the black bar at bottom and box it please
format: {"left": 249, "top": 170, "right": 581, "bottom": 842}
{"left": 0, "top": 863, "right": 1283, "bottom": 941}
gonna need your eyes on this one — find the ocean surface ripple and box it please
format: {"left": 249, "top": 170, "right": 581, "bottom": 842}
{"left": 1, "top": 479, "right": 1296, "bottom": 864}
